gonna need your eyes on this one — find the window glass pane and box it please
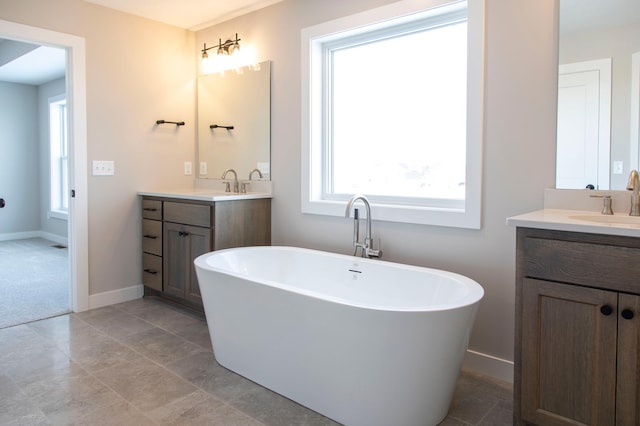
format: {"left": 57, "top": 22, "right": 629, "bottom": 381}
{"left": 49, "top": 97, "right": 68, "bottom": 214}
{"left": 330, "top": 21, "right": 467, "bottom": 201}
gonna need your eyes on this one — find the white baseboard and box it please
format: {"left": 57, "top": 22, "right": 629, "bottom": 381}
{"left": 40, "top": 231, "right": 68, "bottom": 246}
{"left": 89, "top": 285, "right": 144, "bottom": 310}
{"left": 0, "top": 231, "right": 40, "bottom": 241}
{"left": 463, "top": 349, "right": 514, "bottom": 384}
{"left": 0, "top": 230, "right": 68, "bottom": 246}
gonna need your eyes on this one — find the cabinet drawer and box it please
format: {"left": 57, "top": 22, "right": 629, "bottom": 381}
{"left": 164, "top": 202, "right": 211, "bottom": 227}
{"left": 523, "top": 236, "right": 640, "bottom": 293}
{"left": 142, "top": 219, "right": 162, "bottom": 255}
{"left": 142, "top": 253, "right": 162, "bottom": 291}
{"left": 142, "top": 199, "right": 162, "bottom": 220}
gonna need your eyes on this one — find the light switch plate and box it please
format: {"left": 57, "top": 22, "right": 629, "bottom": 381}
{"left": 92, "top": 160, "right": 115, "bottom": 176}
{"left": 257, "top": 162, "right": 270, "bottom": 174}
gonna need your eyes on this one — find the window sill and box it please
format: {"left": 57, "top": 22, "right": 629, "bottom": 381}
{"left": 302, "top": 198, "right": 480, "bottom": 229}
{"left": 49, "top": 211, "right": 68, "bottom": 221}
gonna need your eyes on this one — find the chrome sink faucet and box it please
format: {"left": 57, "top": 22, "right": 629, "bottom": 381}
{"left": 627, "top": 169, "right": 640, "bottom": 216}
{"left": 249, "top": 168, "right": 263, "bottom": 180}
{"left": 344, "top": 194, "right": 382, "bottom": 259}
{"left": 221, "top": 168, "right": 239, "bottom": 193}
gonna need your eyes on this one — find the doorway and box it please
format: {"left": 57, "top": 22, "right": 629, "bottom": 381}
{"left": 0, "top": 19, "right": 89, "bottom": 321}
{"left": 556, "top": 58, "right": 612, "bottom": 190}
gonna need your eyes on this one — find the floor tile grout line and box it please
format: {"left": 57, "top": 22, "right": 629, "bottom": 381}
{"left": 2, "top": 371, "right": 51, "bottom": 423}
{"left": 22, "top": 315, "right": 161, "bottom": 425}
{"left": 110, "top": 301, "right": 269, "bottom": 425}
{"left": 69, "top": 306, "right": 266, "bottom": 425}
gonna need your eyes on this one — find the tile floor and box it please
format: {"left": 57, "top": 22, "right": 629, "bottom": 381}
{"left": 0, "top": 298, "right": 513, "bottom": 425}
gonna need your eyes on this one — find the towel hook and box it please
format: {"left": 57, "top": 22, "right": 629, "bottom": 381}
{"left": 210, "top": 124, "right": 234, "bottom": 130}
{"left": 156, "top": 120, "right": 185, "bottom": 126}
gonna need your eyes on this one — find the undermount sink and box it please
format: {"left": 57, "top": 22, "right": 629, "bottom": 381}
{"left": 569, "top": 214, "right": 640, "bottom": 225}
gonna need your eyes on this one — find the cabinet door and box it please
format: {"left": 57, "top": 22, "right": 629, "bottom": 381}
{"left": 184, "top": 225, "right": 210, "bottom": 305}
{"left": 521, "top": 278, "right": 617, "bottom": 426}
{"left": 163, "top": 222, "right": 210, "bottom": 305}
{"left": 617, "top": 293, "right": 640, "bottom": 425}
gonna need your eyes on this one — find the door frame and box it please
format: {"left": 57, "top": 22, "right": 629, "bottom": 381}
{"left": 0, "top": 19, "right": 89, "bottom": 312}
{"left": 631, "top": 52, "right": 640, "bottom": 172}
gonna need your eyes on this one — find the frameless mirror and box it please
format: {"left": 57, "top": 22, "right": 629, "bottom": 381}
{"left": 197, "top": 61, "right": 271, "bottom": 180}
{"left": 556, "top": 0, "right": 640, "bottom": 190}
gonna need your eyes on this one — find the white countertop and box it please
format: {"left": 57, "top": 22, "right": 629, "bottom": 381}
{"left": 507, "top": 209, "right": 640, "bottom": 238}
{"left": 138, "top": 189, "right": 272, "bottom": 202}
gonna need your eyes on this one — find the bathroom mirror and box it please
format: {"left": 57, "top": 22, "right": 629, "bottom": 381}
{"left": 556, "top": 0, "right": 640, "bottom": 190}
{"left": 197, "top": 61, "right": 271, "bottom": 180}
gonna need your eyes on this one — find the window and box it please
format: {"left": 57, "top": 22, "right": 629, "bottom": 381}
{"left": 49, "top": 95, "right": 68, "bottom": 219}
{"left": 302, "top": 0, "right": 484, "bottom": 228}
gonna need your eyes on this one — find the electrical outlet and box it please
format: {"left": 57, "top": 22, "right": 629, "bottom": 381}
{"left": 257, "top": 162, "right": 270, "bottom": 174}
{"left": 184, "top": 162, "right": 193, "bottom": 176}
{"left": 614, "top": 161, "right": 624, "bottom": 174}
{"left": 92, "top": 160, "right": 115, "bottom": 176}
{"left": 199, "top": 162, "right": 208, "bottom": 175}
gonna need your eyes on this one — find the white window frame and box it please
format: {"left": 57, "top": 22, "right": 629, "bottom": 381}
{"left": 301, "top": 0, "right": 485, "bottom": 228}
{"left": 49, "top": 94, "right": 69, "bottom": 220}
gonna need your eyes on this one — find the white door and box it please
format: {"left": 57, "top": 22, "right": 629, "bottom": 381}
{"left": 556, "top": 59, "right": 611, "bottom": 189}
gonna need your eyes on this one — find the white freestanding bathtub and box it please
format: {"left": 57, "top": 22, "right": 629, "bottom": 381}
{"left": 194, "top": 246, "right": 483, "bottom": 426}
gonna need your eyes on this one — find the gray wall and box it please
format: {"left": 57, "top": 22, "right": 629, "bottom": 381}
{"left": 197, "top": 0, "right": 558, "bottom": 374}
{"left": 0, "top": 81, "right": 40, "bottom": 235}
{"left": 1, "top": 0, "right": 559, "bottom": 379}
{"left": 1, "top": 0, "right": 196, "bottom": 296}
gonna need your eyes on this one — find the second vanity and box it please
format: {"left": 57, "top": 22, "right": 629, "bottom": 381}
{"left": 139, "top": 187, "right": 271, "bottom": 311}
{"left": 509, "top": 191, "right": 640, "bottom": 426}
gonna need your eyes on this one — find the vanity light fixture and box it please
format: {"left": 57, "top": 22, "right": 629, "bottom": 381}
{"left": 202, "top": 33, "right": 241, "bottom": 73}
{"left": 202, "top": 33, "right": 241, "bottom": 59}
{"left": 201, "top": 33, "right": 258, "bottom": 75}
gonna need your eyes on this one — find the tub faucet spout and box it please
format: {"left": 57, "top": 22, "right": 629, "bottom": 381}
{"left": 221, "top": 169, "right": 239, "bottom": 193}
{"left": 627, "top": 169, "right": 640, "bottom": 216}
{"left": 345, "top": 194, "right": 382, "bottom": 259}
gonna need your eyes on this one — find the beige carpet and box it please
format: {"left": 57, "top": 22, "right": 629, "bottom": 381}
{"left": 0, "top": 238, "right": 70, "bottom": 329}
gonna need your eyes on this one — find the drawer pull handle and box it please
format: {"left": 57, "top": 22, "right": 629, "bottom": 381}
{"left": 600, "top": 305, "right": 613, "bottom": 316}
{"left": 143, "top": 235, "right": 158, "bottom": 239}
{"left": 143, "top": 208, "right": 158, "bottom": 211}
{"left": 178, "top": 231, "right": 190, "bottom": 237}
{"left": 622, "top": 309, "right": 635, "bottom": 320}
{"left": 143, "top": 269, "right": 158, "bottom": 275}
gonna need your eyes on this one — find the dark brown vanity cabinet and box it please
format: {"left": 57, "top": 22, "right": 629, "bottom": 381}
{"left": 141, "top": 196, "right": 271, "bottom": 310}
{"left": 515, "top": 227, "right": 640, "bottom": 426}
{"left": 141, "top": 199, "right": 163, "bottom": 291}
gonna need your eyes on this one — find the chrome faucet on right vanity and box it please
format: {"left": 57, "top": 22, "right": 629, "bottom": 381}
{"left": 627, "top": 169, "right": 640, "bottom": 216}
{"left": 345, "top": 194, "right": 382, "bottom": 259}
{"left": 221, "top": 168, "right": 239, "bottom": 193}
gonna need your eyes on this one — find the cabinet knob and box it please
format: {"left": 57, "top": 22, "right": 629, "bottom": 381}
{"left": 600, "top": 305, "right": 613, "bottom": 316}
{"left": 622, "top": 309, "right": 635, "bottom": 320}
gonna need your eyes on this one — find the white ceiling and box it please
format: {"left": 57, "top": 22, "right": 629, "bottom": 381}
{"left": 0, "top": 0, "right": 638, "bottom": 86}
{"left": 81, "top": 0, "right": 283, "bottom": 31}
{"left": 0, "top": 0, "right": 281, "bottom": 85}
{"left": 0, "top": 40, "right": 66, "bottom": 85}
